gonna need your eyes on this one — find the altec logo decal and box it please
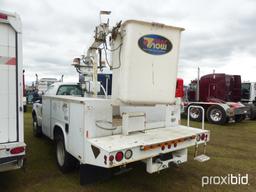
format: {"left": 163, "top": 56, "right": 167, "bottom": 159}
{"left": 138, "top": 34, "right": 172, "bottom": 55}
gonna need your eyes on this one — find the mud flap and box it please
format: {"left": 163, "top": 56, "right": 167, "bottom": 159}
{"left": 80, "top": 164, "right": 112, "bottom": 185}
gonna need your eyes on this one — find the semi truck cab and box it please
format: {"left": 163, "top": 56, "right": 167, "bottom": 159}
{"left": 185, "top": 73, "right": 248, "bottom": 124}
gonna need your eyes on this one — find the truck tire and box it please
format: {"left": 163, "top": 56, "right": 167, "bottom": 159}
{"left": 206, "top": 105, "right": 227, "bottom": 125}
{"left": 55, "top": 133, "right": 77, "bottom": 173}
{"left": 188, "top": 106, "right": 202, "bottom": 121}
{"left": 32, "top": 115, "right": 42, "bottom": 137}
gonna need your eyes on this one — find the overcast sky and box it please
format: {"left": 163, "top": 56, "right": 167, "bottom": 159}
{"left": 1, "top": 0, "right": 256, "bottom": 85}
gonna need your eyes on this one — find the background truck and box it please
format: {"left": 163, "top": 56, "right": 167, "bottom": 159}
{"left": 32, "top": 12, "right": 210, "bottom": 185}
{"left": 0, "top": 10, "right": 26, "bottom": 172}
{"left": 184, "top": 72, "right": 248, "bottom": 124}
{"left": 241, "top": 82, "right": 256, "bottom": 119}
{"left": 35, "top": 74, "right": 63, "bottom": 95}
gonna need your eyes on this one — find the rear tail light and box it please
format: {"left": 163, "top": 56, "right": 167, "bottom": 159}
{"left": 175, "top": 78, "right": 184, "bottom": 98}
{"left": 115, "top": 151, "right": 123, "bottom": 162}
{"left": 124, "top": 149, "right": 133, "bottom": 160}
{"left": 200, "top": 133, "right": 206, "bottom": 141}
{"left": 161, "top": 145, "right": 165, "bottom": 151}
{"left": 10, "top": 146, "right": 25, "bottom": 154}
{"left": 0, "top": 13, "right": 8, "bottom": 20}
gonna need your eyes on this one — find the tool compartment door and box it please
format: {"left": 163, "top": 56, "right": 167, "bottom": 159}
{"left": 0, "top": 22, "right": 18, "bottom": 143}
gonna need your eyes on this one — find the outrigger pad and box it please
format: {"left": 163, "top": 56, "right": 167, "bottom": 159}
{"left": 80, "top": 164, "right": 112, "bottom": 185}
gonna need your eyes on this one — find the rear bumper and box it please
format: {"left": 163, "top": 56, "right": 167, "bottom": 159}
{"left": 84, "top": 126, "right": 210, "bottom": 170}
{"left": 0, "top": 155, "right": 24, "bottom": 172}
{"left": 0, "top": 142, "right": 26, "bottom": 172}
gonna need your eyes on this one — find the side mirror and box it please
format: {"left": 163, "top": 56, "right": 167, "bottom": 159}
{"left": 33, "top": 97, "right": 42, "bottom": 104}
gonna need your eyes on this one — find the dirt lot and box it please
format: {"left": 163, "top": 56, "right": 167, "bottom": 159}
{"left": 0, "top": 107, "right": 255, "bottom": 192}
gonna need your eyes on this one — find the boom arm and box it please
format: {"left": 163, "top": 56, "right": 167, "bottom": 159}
{"left": 73, "top": 11, "right": 118, "bottom": 96}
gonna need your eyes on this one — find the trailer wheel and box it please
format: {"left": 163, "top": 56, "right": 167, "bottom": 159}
{"left": 207, "top": 105, "right": 227, "bottom": 125}
{"left": 55, "top": 133, "right": 77, "bottom": 173}
{"left": 32, "top": 115, "right": 42, "bottom": 137}
{"left": 188, "top": 106, "right": 202, "bottom": 121}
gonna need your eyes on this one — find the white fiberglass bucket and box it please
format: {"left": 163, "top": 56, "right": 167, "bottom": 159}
{"left": 112, "top": 20, "right": 184, "bottom": 105}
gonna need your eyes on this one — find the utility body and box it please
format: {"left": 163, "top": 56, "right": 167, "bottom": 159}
{"left": 0, "top": 10, "right": 26, "bottom": 172}
{"left": 32, "top": 14, "right": 210, "bottom": 184}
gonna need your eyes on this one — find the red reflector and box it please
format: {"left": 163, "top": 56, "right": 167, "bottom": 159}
{"left": 161, "top": 145, "right": 165, "bottom": 150}
{"left": 0, "top": 13, "right": 8, "bottom": 20}
{"left": 115, "top": 151, "right": 123, "bottom": 162}
{"left": 109, "top": 155, "right": 114, "bottom": 162}
{"left": 168, "top": 144, "right": 171, "bottom": 149}
{"left": 10, "top": 147, "right": 25, "bottom": 154}
{"left": 175, "top": 78, "right": 184, "bottom": 98}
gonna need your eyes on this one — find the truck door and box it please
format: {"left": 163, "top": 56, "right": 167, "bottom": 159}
{"left": 0, "top": 22, "right": 18, "bottom": 143}
{"left": 209, "top": 83, "right": 217, "bottom": 98}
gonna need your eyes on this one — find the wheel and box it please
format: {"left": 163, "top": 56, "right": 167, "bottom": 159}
{"left": 235, "top": 114, "right": 246, "bottom": 122}
{"left": 32, "top": 115, "right": 42, "bottom": 137}
{"left": 188, "top": 106, "right": 202, "bottom": 121}
{"left": 55, "top": 133, "right": 77, "bottom": 173}
{"left": 206, "top": 105, "right": 227, "bottom": 125}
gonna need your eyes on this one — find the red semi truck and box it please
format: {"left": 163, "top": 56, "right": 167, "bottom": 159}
{"left": 184, "top": 73, "right": 248, "bottom": 125}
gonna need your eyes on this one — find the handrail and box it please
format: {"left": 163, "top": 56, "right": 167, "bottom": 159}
{"left": 187, "top": 105, "right": 205, "bottom": 130}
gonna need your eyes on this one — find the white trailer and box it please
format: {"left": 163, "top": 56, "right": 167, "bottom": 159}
{"left": 0, "top": 10, "right": 26, "bottom": 172}
{"left": 33, "top": 12, "right": 210, "bottom": 184}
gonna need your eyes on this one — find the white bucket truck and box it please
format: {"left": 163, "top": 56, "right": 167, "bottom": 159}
{"left": 32, "top": 12, "right": 210, "bottom": 184}
{"left": 0, "top": 10, "right": 26, "bottom": 172}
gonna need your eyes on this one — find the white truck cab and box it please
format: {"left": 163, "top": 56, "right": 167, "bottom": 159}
{"left": 0, "top": 10, "right": 26, "bottom": 172}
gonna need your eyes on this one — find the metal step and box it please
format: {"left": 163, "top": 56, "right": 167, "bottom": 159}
{"left": 194, "top": 154, "right": 210, "bottom": 162}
